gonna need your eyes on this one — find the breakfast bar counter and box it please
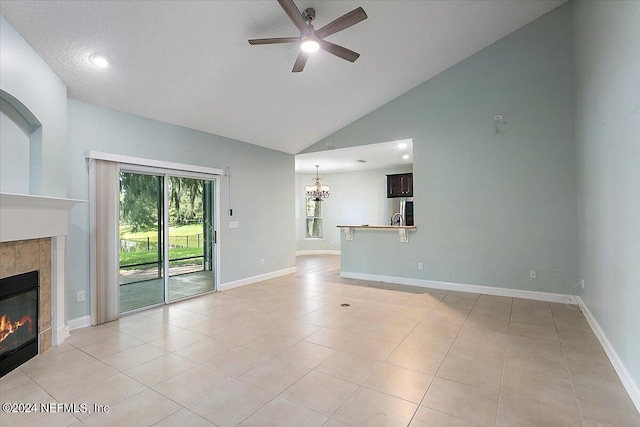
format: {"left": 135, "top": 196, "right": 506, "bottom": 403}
{"left": 337, "top": 225, "right": 417, "bottom": 243}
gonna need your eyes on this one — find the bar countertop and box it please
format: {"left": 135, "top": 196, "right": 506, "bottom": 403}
{"left": 337, "top": 225, "right": 416, "bottom": 242}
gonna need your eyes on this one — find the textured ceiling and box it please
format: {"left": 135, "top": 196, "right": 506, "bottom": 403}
{"left": 0, "top": 1, "right": 565, "bottom": 154}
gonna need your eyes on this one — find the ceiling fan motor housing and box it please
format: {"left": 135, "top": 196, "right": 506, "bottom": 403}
{"left": 302, "top": 8, "right": 316, "bottom": 23}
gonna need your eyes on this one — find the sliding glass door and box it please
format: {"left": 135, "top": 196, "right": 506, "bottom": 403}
{"left": 119, "top": 172, "right": 165, "bottom": 312}
{"left": 167, "top": 177, "right": 215, "bottom": 301}
{"left": 118, "top": 170, "right": 216, "bottom": 313}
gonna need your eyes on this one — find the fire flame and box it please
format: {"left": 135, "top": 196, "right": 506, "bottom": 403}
{"left": 0, "top": 314, "right": 32, "bottom": 344}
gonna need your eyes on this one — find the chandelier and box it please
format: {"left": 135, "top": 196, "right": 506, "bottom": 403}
{"left": 305, "top": 165, "right": 330, "bottom": 201}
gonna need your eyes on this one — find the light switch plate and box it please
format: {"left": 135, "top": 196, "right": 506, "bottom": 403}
{"left": 228, "top": 221, "right": 239, "bottom": 229}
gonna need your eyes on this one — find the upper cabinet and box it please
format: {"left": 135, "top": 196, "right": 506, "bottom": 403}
{"left": 387, "top": 173, "right": 413, "bottom": 198}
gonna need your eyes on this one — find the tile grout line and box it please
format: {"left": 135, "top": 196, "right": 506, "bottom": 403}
{"left": 552, "top": 305, "right": 587, "bottom": 425}
{"left": 409, "top": 290, "right": 480, "bottom": 426}
{"left": 495, "top": 296, "right": 515, "bottom": 427}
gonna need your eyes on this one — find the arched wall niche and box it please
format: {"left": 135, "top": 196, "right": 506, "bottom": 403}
{"left": 0, "top": 89, "right": 43, "bottom": 194}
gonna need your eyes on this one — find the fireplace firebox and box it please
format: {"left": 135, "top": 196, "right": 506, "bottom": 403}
{"left": 0, "top": 270, "right": 39, "bottom": 377}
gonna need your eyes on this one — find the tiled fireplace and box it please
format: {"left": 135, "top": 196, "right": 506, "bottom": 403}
{"left": 0, "top": 238, "right": 53, "bottom": 357}
{"left": 0, "top": 193, "right": 85, "bottom": 376}
{"left": 0, "top": 270, "right": 41, "bottom": 376}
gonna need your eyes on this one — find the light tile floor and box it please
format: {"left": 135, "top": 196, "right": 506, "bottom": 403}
{"left": 1, "top": 255, "right": 638, "bottom": 426}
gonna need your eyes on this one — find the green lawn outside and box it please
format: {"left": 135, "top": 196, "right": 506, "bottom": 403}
{"left": 120, "top": 247, "right": 203, "bottom": 268}
{"left": 120, "top": 223, "right": 204, "bottom": 241}
{"left": 120, "top": 223, "right": 208, "bottom": 268}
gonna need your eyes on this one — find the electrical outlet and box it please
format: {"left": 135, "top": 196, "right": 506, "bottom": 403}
{"left": 418, "top": 262, "right": 424, "bottom": 270}
{"left": 77, "top": 291, "right": 85, "bottom": 302}
{"left": 529, "top": 269, "right": 537, "bottom": 279}
{"left": 260, "top": 258, "right": 265, "bottom": 266}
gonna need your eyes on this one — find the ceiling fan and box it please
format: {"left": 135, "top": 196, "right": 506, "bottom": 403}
{"left": 248, "top": 0, "right": 367, "bottom": 72}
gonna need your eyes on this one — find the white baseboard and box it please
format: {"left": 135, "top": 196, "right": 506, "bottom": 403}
{"left": 67, "top": 315, "right": 91, "bottom": 331}
{"left": 296, "top": 250, "right": 341, "bottom": 256}
{"left": 55, "top": 325, "right": 70, "bottom": 346}
{"left": 219, "top": 267, "right": 297, "bottom": 291}
{"left": 340, "top": 271, "right": 578, "bottom": 304}
{"left": 577, "top": 297, "right": 640, "bottom": 412}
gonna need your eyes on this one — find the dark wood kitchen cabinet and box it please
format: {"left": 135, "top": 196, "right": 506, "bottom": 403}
{"left": 387, "top": 173, "right": 413, "bottom": 198}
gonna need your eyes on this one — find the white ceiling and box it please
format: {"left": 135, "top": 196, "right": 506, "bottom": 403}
{"left": 296, "top": 139, "right": 412, "bottom": 174}
{"left": 0, "top": 1, "right": 565, "bottom": 154}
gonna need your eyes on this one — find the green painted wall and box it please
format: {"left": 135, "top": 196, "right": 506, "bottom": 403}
{"left": 574, "top": 0, "right": 640, "bottom": 397}
{"left": 0, "top": 15, "right": 67, "bottom": 196}
{"left": 66, "top": 100, "right": 296, "bottom": 319}
{"left": 304, "top": 4, "right": 579, "bottom": 294}
{"left": 1, "top": 11, "right": 296, "bottom": 323}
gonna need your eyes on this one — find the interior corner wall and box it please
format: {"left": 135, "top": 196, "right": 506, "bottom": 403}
{"left": 573, "top": 0, "right": 640, "bottom": 397}
{"left": 303, "top": 4, "right": 579, "bottom": 294}
{"left": 66, "top": 99, "right": 296, "bottom": 320}
{"left": 0, "top": 14, "right": 67, "bottom": 197}
{"left": 295, "top": 166, "right": 412, "bottom": 253}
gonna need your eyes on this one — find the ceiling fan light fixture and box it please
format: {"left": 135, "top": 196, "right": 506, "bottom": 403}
{"left": 300, "top": 37, "right": 320, "bottom": 53}
{"left": 248, "top": 1, "right": 367, "bottom": 72}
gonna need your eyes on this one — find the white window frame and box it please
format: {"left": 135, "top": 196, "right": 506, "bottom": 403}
{"left": 304, "top": 196, "right": 325, "bottom": 240}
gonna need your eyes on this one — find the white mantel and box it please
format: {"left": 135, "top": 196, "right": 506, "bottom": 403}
{"left": 0, "top": 193, "right": 85, "bottom": 243}
{"left": 0, "top": 192, "right": 86, "bottom": 345}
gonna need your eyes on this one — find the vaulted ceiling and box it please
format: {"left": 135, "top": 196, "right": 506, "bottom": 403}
{"left": 0, "top": 1, "right": 565, "bottom": 154}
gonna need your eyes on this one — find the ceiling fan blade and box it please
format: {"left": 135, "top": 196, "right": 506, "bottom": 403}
{"left": 315, "top": 7, "right": 367, "bottom": 39}
{"left": 318, "top": 40, "right": 360, "bottom": 63}
{"left": 292, "top": 51, "right": 308, "bottom": 72}
{"left": 248, "top": 37, "right": 300, "bottom": 45}
{"left": 277, "top": 0, "right": 309, "bottom": 34}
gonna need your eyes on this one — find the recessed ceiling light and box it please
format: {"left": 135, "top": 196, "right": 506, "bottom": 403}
{"left": 300, "top": 37, "right": 320, "bottom": 53}
{"left": 402, "top": 154, "right": 410, "bottom": 160}
{"left": 89, "top": 53, "right": 112, "bottom": 67}
{"left": 398, "top": 143, "right": 408, "bottom": 149}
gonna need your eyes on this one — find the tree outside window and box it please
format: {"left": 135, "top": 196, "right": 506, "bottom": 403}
{"left": 305, "top": 197, "right": 323, "bottom": 239}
